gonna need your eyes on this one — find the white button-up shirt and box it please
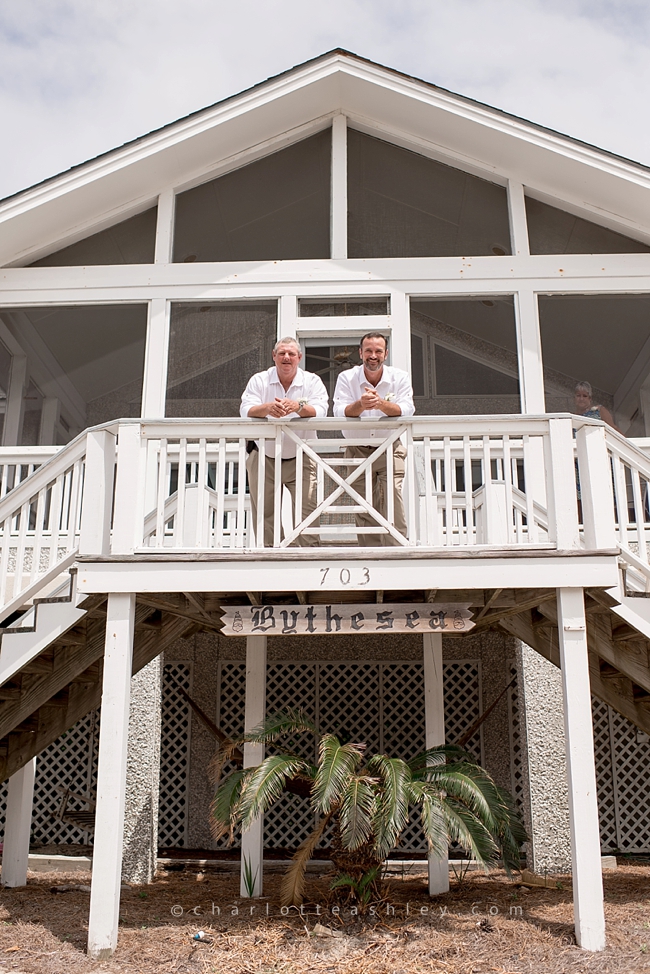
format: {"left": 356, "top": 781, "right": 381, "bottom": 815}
{"left": 240, "top": 366, "right": 329, "bottom": 458}
{"left": 333, "top": 364, "right": 414, "bottom": 436}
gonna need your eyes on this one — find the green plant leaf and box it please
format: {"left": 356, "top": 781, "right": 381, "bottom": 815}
{"left": 244, "top": 708, "right": 317, "bottom": 745}
{"left": 312, "top": 735, "right": 364, "bottom": 814}
{"left": 367, "top": 755, "right": 411, "bottom": 860}
{"left": 339, "top": 775, "right": 376, "bottom": 850}
{"left": 239, "top": 754, "right": 308, "bottom": 829}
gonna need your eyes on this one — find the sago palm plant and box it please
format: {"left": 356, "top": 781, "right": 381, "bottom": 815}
{"left": 210, "top": 709, "right": 526, "bottom": 907}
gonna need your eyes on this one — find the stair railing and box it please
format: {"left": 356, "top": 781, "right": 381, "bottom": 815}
{"left": 603, "top": 426, "right": 650, "bottom": 593}
{"left": 0, "top": 433, "right": 91, "bottom": 624}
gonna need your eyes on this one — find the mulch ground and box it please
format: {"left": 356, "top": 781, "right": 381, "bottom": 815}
{"left": 0, "top": 862, "right": 648, "bottom": 973}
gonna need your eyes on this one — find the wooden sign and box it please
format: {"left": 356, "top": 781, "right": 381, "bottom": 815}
{"left": 221, "top": 604, "right": 474, "bottom": 636}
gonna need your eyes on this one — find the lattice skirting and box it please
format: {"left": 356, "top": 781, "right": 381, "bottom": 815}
{"left": 216, "top": 660, "right": 483, "bottom": 854}
{"left": 508, "top": 662, "right": 650, "bottom": 854}
{"left": 0, "top": 663, "right": 192, "bottom": 849}
{"left": 158, "top": 663, "right": 192, "bottom": 848}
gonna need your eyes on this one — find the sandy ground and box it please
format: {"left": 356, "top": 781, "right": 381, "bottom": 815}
{"left": 0, "top": 862, "right": 648, "bottom": 973}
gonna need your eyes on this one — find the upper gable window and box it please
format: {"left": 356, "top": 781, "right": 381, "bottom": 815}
{"left": 347, "top": 130, "right": 511, "bottom": 259}
{"left": 173, "top": 130, "right": 331, "bottom": 263}
{"left": 29, "top": 208, "right": 157, "bottom": 266}
{"left": 526, "top": 197, "right": 650, "bottom": 255}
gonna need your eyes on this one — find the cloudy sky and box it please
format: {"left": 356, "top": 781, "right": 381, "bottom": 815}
{"left": 1, "top": 0, "right": 650, "bottom": 200}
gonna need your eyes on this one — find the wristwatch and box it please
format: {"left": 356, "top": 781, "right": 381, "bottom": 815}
{"left": 297, "top": 398, "right": 308, "bottom": 412}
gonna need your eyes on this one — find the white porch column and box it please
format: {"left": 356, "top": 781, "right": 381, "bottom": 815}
{"left": 423, "top": 632, "right": 449, "bottom": 895}
{"left": 1, "top": 758, "right": 36, "bottom": 888}
{"left": 330, "top": 114, "right": 348, "bottom": 260}
{"left": 87, "top": 592, "right": 136, "bottom": 960}
{"left": 556, "top": 587, "right": 605, "bottom": 952}
{"left": 240, "top": 634, "right": 267, "bottom": 898}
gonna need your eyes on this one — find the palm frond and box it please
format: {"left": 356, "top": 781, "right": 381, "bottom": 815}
{"left": 439, "top": 796, "right": 499, "bottom": 867}
{"left": 408, "top": 743, "right": 475, "bottom": 775}
{"left": 406, "top": 780, "right": 449, "bottom": 860}
{"left": 244, "top": 708, "right": 317, "bottom": 745}
{"left": 366, "top": 755, "right": 411, "bottom": 860}
{"left": 280, "top": 812, "right": 335, "bottom": 907}
{"left": 239, "top": 754, "right": 309, "bottom": 829}
{"left": 338, "top": 775, "right": 376, "bottom": 850}
{"left": 313, "top": 735, "right": 365, "bottom": 814}
{"left": 210, "top": 769, "right": 247, "bottom": 843}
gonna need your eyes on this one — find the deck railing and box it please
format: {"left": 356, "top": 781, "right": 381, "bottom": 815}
{"left": 96, "top": 414, "right": 606, "bottom": 555}
{"left": 0, "top": 413, "right": 630, "bottom": 617}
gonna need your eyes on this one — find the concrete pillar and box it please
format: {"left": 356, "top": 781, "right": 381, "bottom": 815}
{"left": 557, "top": 587, "right": 605, "bottom": 951}
{"left": 122, "top": 655, "right": 163, "bottom": 884}
{"left": 516, "top": 641, "right": 572, "bottom": 872}
{"left": 1, "top": 758, "right": 36, "bottom": 887}
{"left": 423, "top": 632, "right": 449, "bottom": 895}
{"left": 88, "top": 592, "right": 135, "bottom": 960}
{"left": 240, "top": 634, "right": 266, "bottom": 898}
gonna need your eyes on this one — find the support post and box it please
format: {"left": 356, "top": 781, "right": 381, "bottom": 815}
{"left": 514, "top": 289, "right": 545, "bottom": 414}
{"left": 87, "top": 593, "right": 136, "bottom": 960}
{"left": 154, "top": 188, "right": 175, "bottom": 265}
{"left": 423, "top": 632, "right": 448, "bottom": 895}
{"left": 574, "top": 423, "right": 616, "bottom": 550}
{"left": 79, "top": 428, "right": 116, "bottom": 556}
{"left": 1, "top": 758, "right": 36, "bottom": 887}
{"left": 141, "top": 299, "right": 170, "bottom": 417}
{"left": 556, "top": 587, "right": 605, "bottom": 951}
{"left": 240, "top": 634, "right": 267, "bottom": 898}
{"left": 507, "top": 180, "right": 530, "bottom": 257}
{"left": 547, "top": 417, "right": 580, "bottom": 549}
{"left": 39, "top": 397, "right": 60, "bottom": 445}
{"left": 330, "top": 114, "right": 348, "bottom": 259}
{"left": 2, "top": 354, "right": 27, "bottom": 446}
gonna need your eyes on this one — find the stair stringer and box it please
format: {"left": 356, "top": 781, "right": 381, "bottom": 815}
{"left": 0, "top": 573, "right": 88, "bottom": 689}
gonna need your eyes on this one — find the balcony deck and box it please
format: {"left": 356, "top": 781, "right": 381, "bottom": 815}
{"left": 0, "top": 412, "right": 646, "bottom": 611}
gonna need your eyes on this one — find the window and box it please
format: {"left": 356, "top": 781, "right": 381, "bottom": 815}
{"left": 173, "top": 130, "right": 331, "bottom": 263}
{"left": 348, "top": 130, "right": 511, "bottom": 258}
{"left": 526, "top": 198, "right": 650, "bottom": 255}
{"left": 538, "top": 294, "right": 650, "bottom": 435}
{"left": 0, "top": 305, "right": 147, "bottom": 443}
{"left": 29, "top": 208, "right": 157, "bottom": 266}
{"left": 165, "top": 303, "right": 277, "bottom": 417}
{"left": 410, "top": 298, "right": 519, "bottom": 414}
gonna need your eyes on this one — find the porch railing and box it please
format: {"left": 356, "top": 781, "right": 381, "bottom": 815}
{"left": 0, "top": 413, "right": 629, "bottom": 619}
{"left": 104, "top": 414, "right": 606, "bottom": 555}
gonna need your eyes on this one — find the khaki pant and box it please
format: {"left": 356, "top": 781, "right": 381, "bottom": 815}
{"left": 345, "top": 443, "right": 407, "bottom": 546}
{"left": 246, "top": 451, "right": 318, "bottom": 547}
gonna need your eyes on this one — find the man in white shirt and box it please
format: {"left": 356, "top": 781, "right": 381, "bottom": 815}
{"left": 241, "top": 337, "right": 328, "bottom": 546}
{"left": 333, "top": 332, "right": 414, "bottom": 546}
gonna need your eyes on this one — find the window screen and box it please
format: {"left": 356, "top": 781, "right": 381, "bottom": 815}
{"left": 526, "top": 198, "right": 650, "bottom": 255}
{"left": 410, "top": 298, "right": 520, "bottom": 414}
{"left": 29, "top": 208, "right": 157, "bottom": 266}
{"left": 538, "top": 294, "right": 650, "bottom": 435}
{"left": 348, "top": 130, "right": 511, "bottom": 258}
{"left": 166, "top": 303, "right": 277, "bottom": 417}
{"left": 0, "top": 305, "right": 147, "bottom": 443}
{"left": 173, "top": 130, "right": 331, "bottom": 263}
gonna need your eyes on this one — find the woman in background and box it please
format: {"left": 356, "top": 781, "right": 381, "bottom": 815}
{"left": 574, "top": 381, "right": 621, "bottom": 433}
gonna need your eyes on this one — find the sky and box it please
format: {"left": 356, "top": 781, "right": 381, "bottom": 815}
{"left": 1, "top": 0, "right": 650, "bottom": 200}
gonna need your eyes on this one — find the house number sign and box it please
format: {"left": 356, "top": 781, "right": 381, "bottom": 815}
{"left": 221, "top": 604, "right": 475, "bottom": 636}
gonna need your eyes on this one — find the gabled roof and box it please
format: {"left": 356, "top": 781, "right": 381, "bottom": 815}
{"left": 3, "top": 49, "right": 650, "bottom": 265}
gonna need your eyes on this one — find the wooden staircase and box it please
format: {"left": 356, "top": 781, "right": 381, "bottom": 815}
{"left": 0, "top": 577, "right": 196, "bottom": 781}
{"left": 498, "top": 587, "right": 650, "bottom": 735}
